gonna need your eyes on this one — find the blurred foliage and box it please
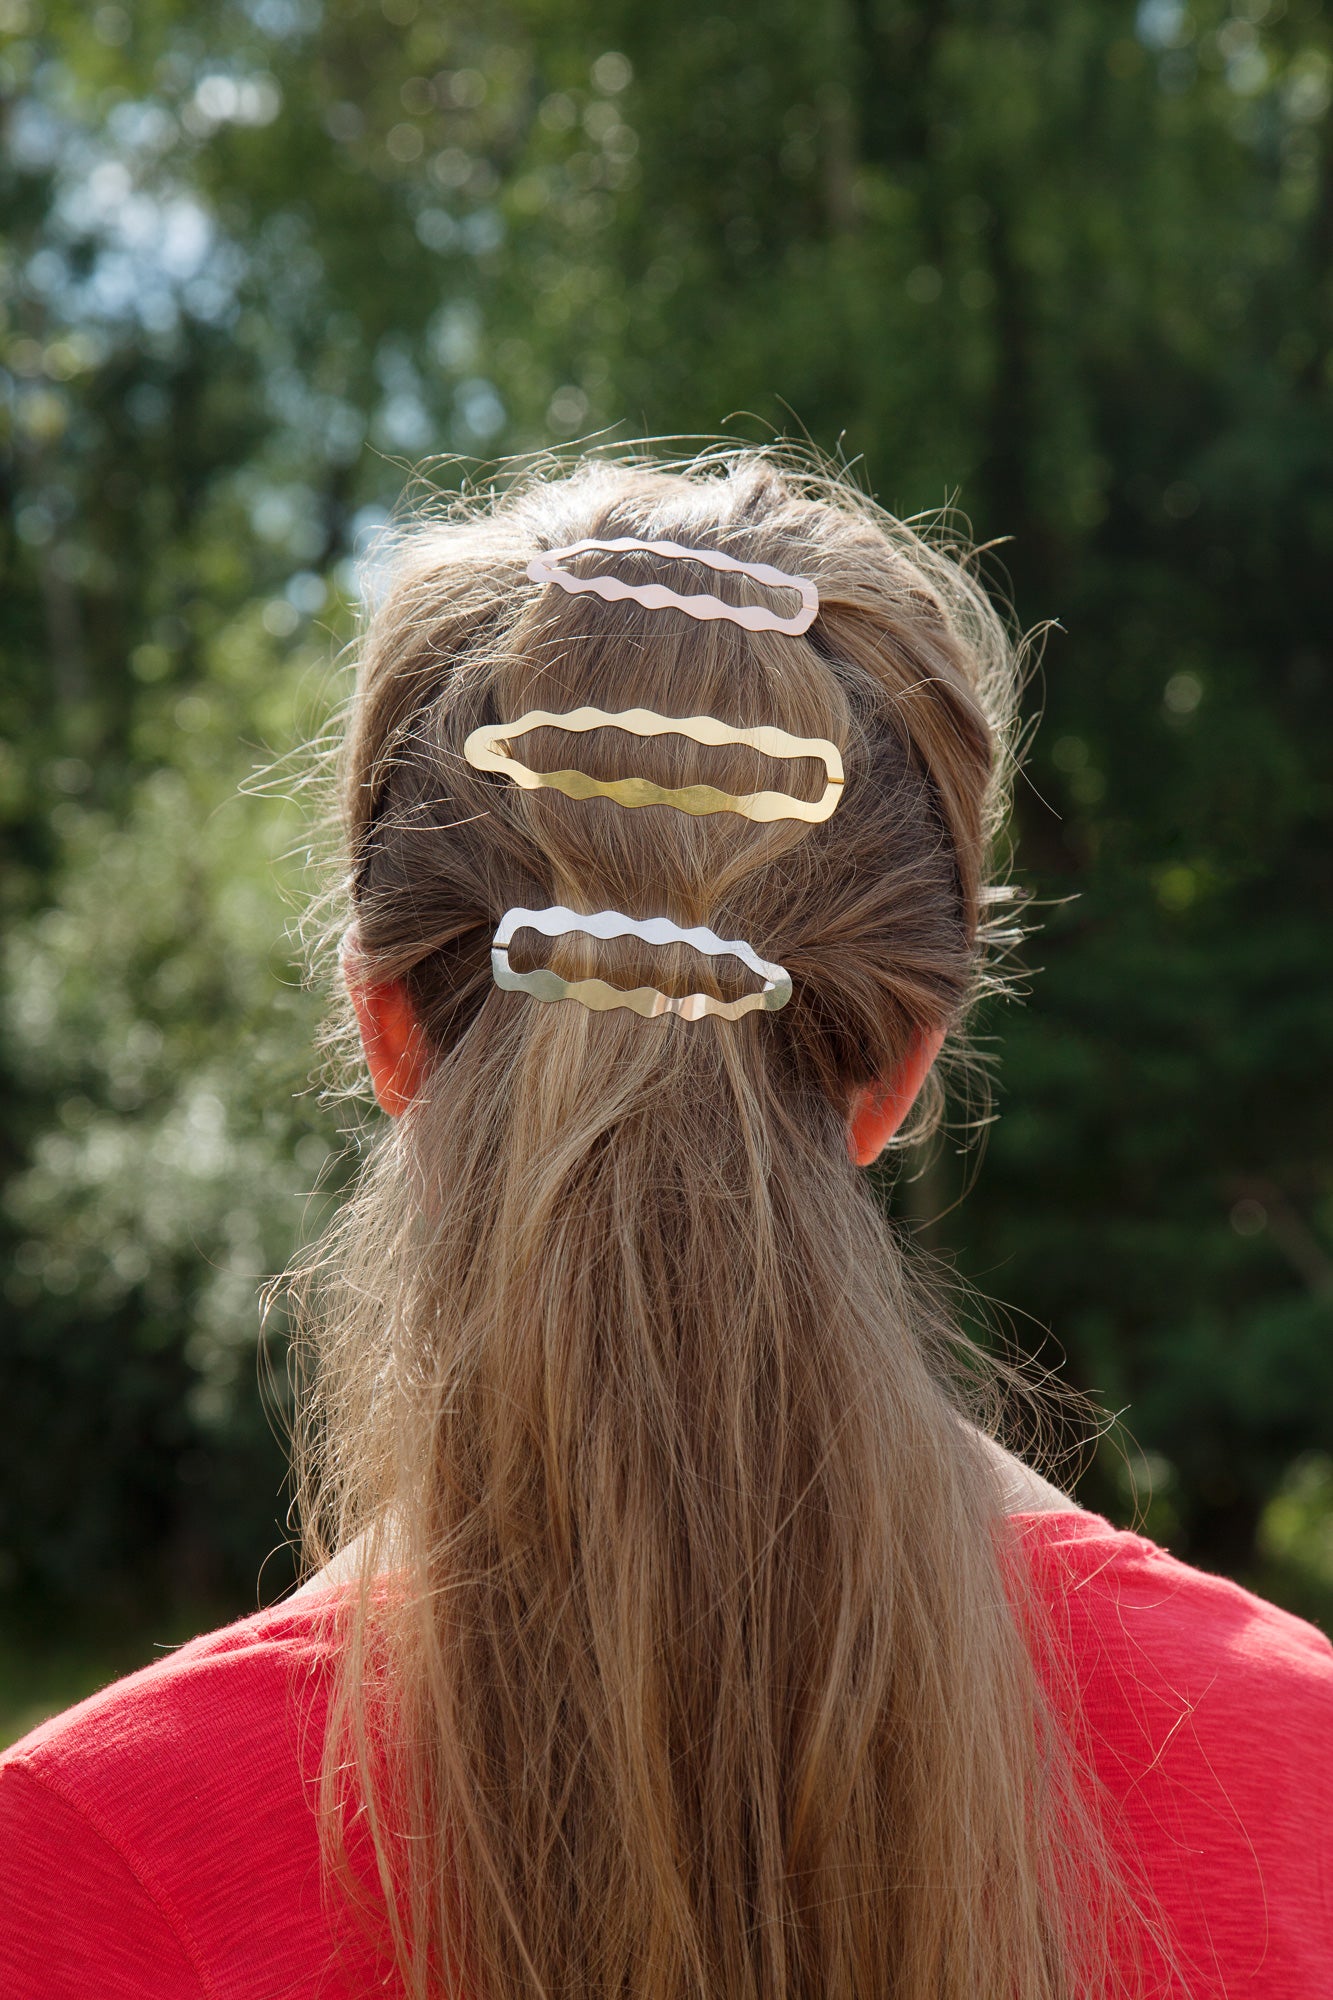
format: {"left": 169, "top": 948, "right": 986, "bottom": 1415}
{"left": 0, "top": 0, "right": 1330, "bottom": 1651}
{"left": 0, "top": 1593, "right": 238, "bottom": 1749}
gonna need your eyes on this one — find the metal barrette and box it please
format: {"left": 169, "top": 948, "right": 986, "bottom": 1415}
{"left": 525, "top": 537, "right": 818, "bottom": 636}
{"left": 463, "top": 705, "right": 844, "bottom": 825}
{"left": 491, "top": 905, "right": 792, "bottom": 1022}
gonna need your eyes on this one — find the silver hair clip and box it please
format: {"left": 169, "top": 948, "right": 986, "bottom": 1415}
{"left": 491, "top": 905, "right": 792, "bottom": 1022}
{"left": 525, "top": 537, "right": 818, "bottom": 636}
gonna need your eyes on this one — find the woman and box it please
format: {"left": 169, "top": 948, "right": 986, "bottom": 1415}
{"left": 2, "top": 450, "right": 1330, "bottom": 1998}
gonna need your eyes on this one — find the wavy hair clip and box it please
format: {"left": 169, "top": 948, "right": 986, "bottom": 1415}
{"left": 526, "top": 537, "right": 818, "bottom": 636}
{"left": 491, "top": 905, "right": 792, "bottom": 1022}
{"left": 463, "top": 705, "right": 843, "bottom": 824}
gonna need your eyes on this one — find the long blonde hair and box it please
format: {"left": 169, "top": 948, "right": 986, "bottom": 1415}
{"left": 293, "top": 449, "right": 1127, "bottom": 1998}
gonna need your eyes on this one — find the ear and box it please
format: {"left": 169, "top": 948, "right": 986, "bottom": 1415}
{"left": 341, "top": 930, "right": 429, "bottom": 1117}
{"left": 846, "top": 1024, "right": 948, "bottom": 1167}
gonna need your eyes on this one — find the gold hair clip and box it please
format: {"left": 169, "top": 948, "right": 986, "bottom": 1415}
{"left": 463, "top": 705, "right": 844, "bottom": 824}
{"left": 491, "top": 906, "right": 792, "bottom": 1021}
{"left": 526, "top": 537, "right": 818, "bottom": 636}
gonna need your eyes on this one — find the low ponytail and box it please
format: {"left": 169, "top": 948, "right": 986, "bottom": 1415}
{"left": 294, "top": 450, "right": 1127, "bottom": 1999}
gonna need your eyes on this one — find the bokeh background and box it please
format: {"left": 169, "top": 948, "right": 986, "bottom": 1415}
{"left": 3, "top": 0, "right": 1331, "bottom": 1743}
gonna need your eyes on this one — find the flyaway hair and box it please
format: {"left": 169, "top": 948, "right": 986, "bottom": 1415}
{"left": 289, "top": 448, "right": 1146, "bottom": 2000}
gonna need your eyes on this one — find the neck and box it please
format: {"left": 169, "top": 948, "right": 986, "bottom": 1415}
{"left": 978, "top": 1430, "right": 1081, "bottom": 1514}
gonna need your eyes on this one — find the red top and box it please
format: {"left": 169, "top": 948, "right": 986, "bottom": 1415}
{"left": 2, "top": 1511, "right": 1331, "bottom": 1997}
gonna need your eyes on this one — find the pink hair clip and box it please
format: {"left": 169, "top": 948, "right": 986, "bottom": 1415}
{"left": 525, "top": 537, "right": 818, "bottom": 636}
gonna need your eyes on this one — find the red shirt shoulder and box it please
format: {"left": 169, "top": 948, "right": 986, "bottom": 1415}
{"left": 0, "top": 1593, "right": 371, "bottom": 1999}
{"left": 4, "top": 1525, "right": 1332, "bottom": 1998}
{"left": 1015, "top": 1509, "right": 1333, "bottom": 1994}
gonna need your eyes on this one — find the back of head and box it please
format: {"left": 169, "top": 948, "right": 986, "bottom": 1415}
{"left": 298, "top": 449, "right": 1110, "bottom": 1999}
